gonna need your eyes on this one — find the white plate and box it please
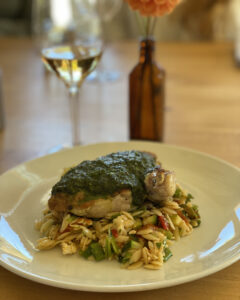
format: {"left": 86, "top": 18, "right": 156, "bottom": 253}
{"left": 0, "top": 142, "right": 239, "bottom": 292}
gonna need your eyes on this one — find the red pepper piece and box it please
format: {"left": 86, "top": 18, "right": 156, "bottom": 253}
{"left": 177, "top": 210, "right": 189, "bottom": 224}
{"left": 111, "top": 229, "right": 118, "bottom": 238}
{"left": 158, "top": 215, "right": 169, "bottom": 230}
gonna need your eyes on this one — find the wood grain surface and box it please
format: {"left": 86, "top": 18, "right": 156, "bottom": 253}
{"left": 0, "top": 38, "right": 239, "bottom": 299}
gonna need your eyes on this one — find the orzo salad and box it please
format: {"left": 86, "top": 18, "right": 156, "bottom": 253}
{"left": 35, "top": 150, "right": 201, "bottom": 270}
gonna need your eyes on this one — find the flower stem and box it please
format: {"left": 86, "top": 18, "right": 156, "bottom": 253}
{"left": 134, "top": 11, "right": 145, "bottom": 37}
{"left": 150, "top": 17, "right": 158, "bottom": 36}
{"left": 146, "top": 17, "right": 151, "bottom": 38}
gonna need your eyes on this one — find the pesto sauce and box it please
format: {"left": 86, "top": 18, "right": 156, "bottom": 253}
{"left": 51, "top": 151, "right": 156, "bottom": 205}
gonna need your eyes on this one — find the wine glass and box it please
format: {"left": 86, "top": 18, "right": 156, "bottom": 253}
{"left": 32, "top": 0, "right": 102, "bottom": 146}
{"left": 41, "top": 39, "right": 102, "bottom": 146}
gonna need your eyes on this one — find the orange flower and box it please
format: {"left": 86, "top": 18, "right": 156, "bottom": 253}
{"left": 125, "top": 0, "right": 180, "bottom": 16}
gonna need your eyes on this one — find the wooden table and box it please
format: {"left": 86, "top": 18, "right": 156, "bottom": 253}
{"left": 0, "top": 38, "right": 239, "bottom": 299}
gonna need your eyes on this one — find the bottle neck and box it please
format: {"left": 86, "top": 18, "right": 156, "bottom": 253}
{"left": 139, "top": 38, "right": 155, "bottom": 63}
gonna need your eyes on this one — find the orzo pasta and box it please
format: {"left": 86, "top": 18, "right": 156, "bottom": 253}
{"left": 35, "top": 184, "right": 201, "bottom": 270}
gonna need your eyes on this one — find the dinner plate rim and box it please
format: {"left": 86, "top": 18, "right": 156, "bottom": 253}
{"left": 0, "top": 141, "right": 239, "bottom": 292}
{"left": 0, "top": 251, "right": 239, "bottom": 292}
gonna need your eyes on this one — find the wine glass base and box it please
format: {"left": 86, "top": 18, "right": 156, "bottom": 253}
{"left": 86, "top": 69, "right": 121, "bottom": 83}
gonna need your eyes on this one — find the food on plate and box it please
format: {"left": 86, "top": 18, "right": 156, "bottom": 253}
{"left": 48, "top": 151, "right": 176, "bottom": 218}
{"left": 35, "top": 150, "right": 201, "bottom": 270}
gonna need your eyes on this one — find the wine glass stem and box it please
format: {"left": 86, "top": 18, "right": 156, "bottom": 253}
{"left": 68, "top": 86, "right": 80, "bottom": 146}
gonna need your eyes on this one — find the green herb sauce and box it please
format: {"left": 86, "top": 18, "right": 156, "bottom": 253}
{"left": 51, "top": 150, "right": 156, "bottom": 205}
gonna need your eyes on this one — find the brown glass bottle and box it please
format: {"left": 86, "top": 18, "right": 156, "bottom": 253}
{"left": 129, "top": 38, "right": 165, "bottom": 141}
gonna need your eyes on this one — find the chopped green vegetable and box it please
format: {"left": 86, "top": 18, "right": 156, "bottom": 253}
{"left": 165, "top": 231, "right": 173, "bottom": 240}
{"left": 119, "top": 238, "right": 141, "bottom": 264}
{"left": 143, "top": 215, "right": 157, "bottom": 225}
{"left": 129, "top": 240, "right": 142, "bottom": 249}
{"left": 192, "top": 205, "right": 200, "bottom": 218}
{"left": 133, "top": 218, "right": 142, "bottom": 229}
{"left": 192, "top": 204, "right": 198, "bottom": 210}
{"left": 105, "top": 237, "right": 112, "bottom": 258}
{"left": 122, "top": 239, "right": 141, "bottom": 254}
{"left": 163, "top": 247, "right": 172, "bottom": 262}
{"left": 173, "top": 187, "right": 182, "bottom": 198}
{"left": 80, "top": 245, "right": 92, "bottom": 259}
{"left": 105, "top": 230, "right": 120, "bottom": 258}
{"left": 170, "top": 214, "right": 183, "bottom": 226}
{"left": 90, "top": 243, "right": 105, "bottom": 261}
{"left": 186, "top": 193, "right": 194, "bottom": 203}
{"left": 119, "top": 252, "right": 131, "bottom": 264}
{"left": 159, "top": 229, "right": 173, "bottom": 240}
{"left": 182, "top": 204, "right": 199, "bottom": 219}
{"left": 156, "top": 242, "right": 162, "bottom": 249}
{"left": 190, "top": 219, "right": 201, "bottom": 228}
{"left": 111, "top": 236, "right": 120, "bottom": 255}
{"left": 129, "top": 234, "right": 139, "bottom": 242}
{"left": 81, "top": 241, "right": 105, "bottom": 261}
{"left": 122, "top": 240, "right": 132, "bottom": 253}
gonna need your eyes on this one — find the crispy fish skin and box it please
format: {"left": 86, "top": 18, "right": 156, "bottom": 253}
{"left": 49, "top": 189, "right": 132, "bottom": 218}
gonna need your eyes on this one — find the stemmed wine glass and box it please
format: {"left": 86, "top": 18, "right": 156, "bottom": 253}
{"left": 41, "top": 40, "right": 102, "bottom": 146}
{"left": 32, "top": 0, "right": 102, "bottom": 146}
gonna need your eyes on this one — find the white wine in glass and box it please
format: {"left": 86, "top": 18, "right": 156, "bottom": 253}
{"left": 42, "top": 43, "right": 102, "bottom": 145}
